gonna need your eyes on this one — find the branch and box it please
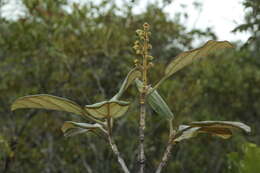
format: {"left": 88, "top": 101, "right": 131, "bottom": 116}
{"left": 139, "top": 94, "right": 146, "bottom": 173}
{"left": 155, "top": 120, "right": 176, "bottom": 173}
{"left": 81, "top": 156, "right": 93, "bottom": 173}
{"left": 107, "top": 118, "right": 130, "bottom": 173}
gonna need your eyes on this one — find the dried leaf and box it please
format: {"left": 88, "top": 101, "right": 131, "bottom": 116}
{"left": 189, "top": 121, "right": 251, "bottom": 133}
{"left": 174, "top": 125, "right": 201, "bottom": 142}
{"left": 174, "top": 121, "right": 251, "bottom": 142}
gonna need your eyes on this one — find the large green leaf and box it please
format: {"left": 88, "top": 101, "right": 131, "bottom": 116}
{"left": 165, "top": 40, "right": 233, "bottom": 76}
{"left": 11, "top": 94, "right": 84, "bottom": 116}
{"left": 111, "top": 67, "right": 141, "bottom": 100}
{"left": 174, "top": 121, "right": 251, "bottom": 142}
{"left": 61, "top": 121, "right": 102, "bottom": 137}
{"left": 153, "top": 40, "right": 233, "bottom": 90}
{"left": 84, "top": 100, "right": 130, "bottom": 119}
{"left": 135, "top": 79, "right": 174, "bottom": 119}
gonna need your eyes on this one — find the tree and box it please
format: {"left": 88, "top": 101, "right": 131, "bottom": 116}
{"left": 0, "top": 0, "right": 256, "bottom": 173}
{"left": 11, "top": 23, "right": 251, "bottom": 173}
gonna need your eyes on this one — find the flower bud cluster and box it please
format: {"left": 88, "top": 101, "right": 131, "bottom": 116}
{"left": 133, "top": 23, "right": 154, "bottom": 68}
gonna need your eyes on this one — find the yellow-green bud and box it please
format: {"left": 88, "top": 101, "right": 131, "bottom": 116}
{"left": 143, "top": 23, "right": 150, "bottom": 30}
{"left": 148, "top": 62, "right": 154, "bottom": 68}
{"left": 140, "top": 36, "right": 145, "bottom": 40}
{"left": 134, "top": 41, "right": 140, "bottom": 45}
{"left": 136, "top": 29, "right": 143, "bottom": 36}
{"left": 147, "top": 55, "right": 154, "bottom": 60}
{"left": 133, "top": 45, "right": 139, "bottom": 50}
{"left": 136, "top": 50, "right": 142, "bottom": 54}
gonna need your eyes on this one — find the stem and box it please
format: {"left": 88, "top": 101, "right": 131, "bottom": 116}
{"left": 139, "top": 97, "right": 146, "bottom": 173}
{"left": 139, "top": 29, "right": 149, "bottom": 173}
{"left": 155, "top": 120, "right": 175, "bottom": 173}
{"left": 107, "top": 118, "right": 130, "bottom": 173}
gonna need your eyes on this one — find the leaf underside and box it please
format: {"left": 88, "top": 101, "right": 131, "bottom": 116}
{"left": 189, "top": 121, "right": 251, "bottom": 133}
{"left": 174, "top": 121, "right": 251, "bottom": 142}
{"left": 63, "top": 128, "right": 90, "bottom": 137}
{"left": 11, "top": 94, "right": 84, "bottom": 116}
{"left": 61, "top": 121, "right": 101, "bottom": 137}
{"left": 165, "top": 40, "right": 233, "bottom": 77}
{"left": 84, "top": 100, "right": 130, "bottom": 119}
{"left": 111, "top": 67, "right": 141, "bottom": 100}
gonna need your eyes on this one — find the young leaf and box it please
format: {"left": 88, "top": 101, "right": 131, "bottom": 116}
{"left": 84, "top": 100, "right": 130, "bottom": 119}
{"left": 135, "top": 79, "right": 174, "bottom": 119}
{"left": 174, "top": 121, "right": 251, "bottom": 142}
{"left": 62, "top": 121, "right": 103, "bottom": 131}
{"left": 11, "top": 94, "right": 84, "bottom": 116}
{"left": 61, "top": 121, "right": 102, "bottom": 137}
{"left": 63, "top": 128, "right": 89, "bottom": 137}
{"left": 153, "top": 40, "right": 233, "bottom": 90}
{"left": 111, "top": 67, "right": 141, "bottom": 100}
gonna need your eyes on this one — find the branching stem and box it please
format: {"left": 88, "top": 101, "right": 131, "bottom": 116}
{"left": 155, "top": 119, "right": 176, "bottom": 173}
{"left": 107, "top": 118, "right": 130, "bottom": 173}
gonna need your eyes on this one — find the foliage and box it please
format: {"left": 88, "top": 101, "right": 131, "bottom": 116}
{"left": 0, "top": 0, "right": 259, "bottom": 173}
{"left": 227, "top": 142, "right": 260, "bottom": 173}
{"left": 233, "top": 0, "right": 260, "bottom": 53}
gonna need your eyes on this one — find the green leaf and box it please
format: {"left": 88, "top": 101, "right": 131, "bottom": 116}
{"left": 63, "top": 128, "right": 89, "bottom": 137}
{"left": 174, "top": 121, "right": 251, "bottom": 142}
{"left": 11, "top": 94, "right": 84, "bottom": 116}
{"left": 61, "top": 121, "right": 102, "bottom": 137}
{"left": 135, "top": 79, "right": 174, "bottom": 119}
{"left": 165, "top": 40, "right": 233, "bottom": 76}
{"left": 111, "top": 67, "right": 141, "bottom": 100}
{"left": 154, "top": 40, "right": 233, "bottom": 90}
{"left": 84, "top": 100, "right": 130, "bottom": 119}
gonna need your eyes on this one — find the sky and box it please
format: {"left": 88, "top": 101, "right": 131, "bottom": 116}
{"left": 0, "top": 0, "right": 250, "bottom": 42}
{"left": 128, "top": 0, "right": 250, "bottom": 42}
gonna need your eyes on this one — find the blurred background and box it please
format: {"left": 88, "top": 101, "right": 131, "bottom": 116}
{"left": 0, "top": 0, "right": 259, "bottom": 172}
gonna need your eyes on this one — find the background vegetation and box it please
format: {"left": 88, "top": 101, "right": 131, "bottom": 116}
{"left": 0, "top": 0, "right": 259, "bottom": 172}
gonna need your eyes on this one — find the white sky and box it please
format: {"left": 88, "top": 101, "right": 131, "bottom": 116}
{"left": 1, "top": 0, "right": 251, "bottom": 42}
{"left": 128, "top": 0, "right": 250, "bottom": 42}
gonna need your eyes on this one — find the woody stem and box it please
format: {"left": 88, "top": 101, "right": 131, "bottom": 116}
{"left": 139, "top": 31, "right": 149, "bottom": 173}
